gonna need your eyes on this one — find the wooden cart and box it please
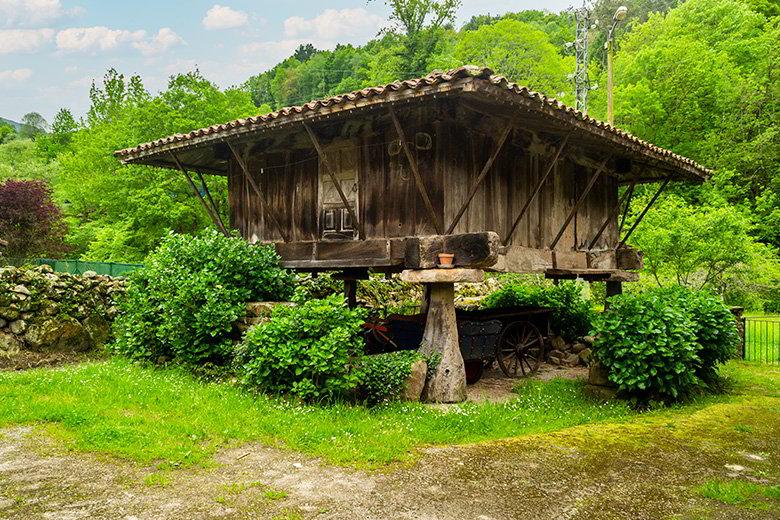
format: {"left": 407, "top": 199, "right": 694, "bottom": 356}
{"left": 363, "top": 306, "right": 552, "bottom": 383}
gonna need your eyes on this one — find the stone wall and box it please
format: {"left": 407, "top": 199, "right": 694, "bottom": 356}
{"left": 0, "top": 265, "right": 125, "bottom": 367}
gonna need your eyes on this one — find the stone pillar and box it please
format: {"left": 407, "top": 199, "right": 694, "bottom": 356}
{"left": 400, "top": 268, "right": 484, "bottom": 403}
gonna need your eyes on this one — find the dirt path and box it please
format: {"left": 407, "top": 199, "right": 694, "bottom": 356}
{"left": 1, "top": 395, "right": 778, "bottom": 520}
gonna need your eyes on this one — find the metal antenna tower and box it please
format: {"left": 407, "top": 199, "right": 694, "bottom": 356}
{"left": 573, "top": 3, "right": 591, "bottom": 114}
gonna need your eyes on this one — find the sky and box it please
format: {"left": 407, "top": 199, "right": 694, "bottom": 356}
{"left": 0, "top": 0, "right": 574, "bottom": 123}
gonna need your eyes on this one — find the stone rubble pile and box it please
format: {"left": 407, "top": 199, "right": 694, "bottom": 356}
{"left": 545, "top": 335, "right": 594, "bottom": 367}
{"left": 0, "top": 265, "right": 125, "bottom": 356}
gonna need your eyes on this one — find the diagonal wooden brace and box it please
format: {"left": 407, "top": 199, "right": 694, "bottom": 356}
{"left": 170, "top": 152, "right": 229, "bottom": 236}
{"left": 388, "top": 105, "right": 443, "bottom": 235}
{"left": 619, "top": 176, "right": 671, "bottom": 248}
{"left": 446, "top": 124, "right": 513, "bottom": 234}
{"left": 303, "top": 122, "right": 364, "bottom": 239}
{"left": 588, "top": 175, "right": 637, "bottom": 250}
{"left": 550, "top": 156, "right": 610, "bottom": 250}
{"left": 503, "top": 132, "right": 571, "bottom": 245}
{"left": 228, "top": 142, "right": 290, "bottom": 243}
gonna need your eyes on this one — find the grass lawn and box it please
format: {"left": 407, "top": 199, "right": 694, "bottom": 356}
{"left": 0, "top": 359, "right": 777, "bottom": 469}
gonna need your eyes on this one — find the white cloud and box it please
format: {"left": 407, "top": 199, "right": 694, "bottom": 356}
{"left": 283, "top": 8, "right": 384, "bottom": 41}
{"left": 0, "top": 28, "right": 54, "bottom": 53}
{"left": 55, "top": 26, "right": 145, "bottom": 52}
{"left": 0, "top": 68, "right": 33, "bottom": 81}
{"left": 0, "top": 0, "right": 65, "bottom": 27}
{"left": 132, "top": 27, "right": 184, "bottom": 56}
{"left": 202, "top": 4, "right": 248, "bottom": 30}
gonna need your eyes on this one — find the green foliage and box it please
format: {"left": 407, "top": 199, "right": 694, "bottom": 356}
{"left": 592, "top": 287, "right": 739, "bottom": 401}
{"left": 0, "top": 138, "right": 59, "bottom": 182}
{"left": 111, "top": 230, "right": 293, "bottom": 365}
{"left": 453, "top": 19, "right": 574, "bottom": 97}
{"left": 57, "top": 69, "right": 257, "bottom": 262}
{"left": 356, "top": 350, "right": 423, "bottom": 405}
{"left": 592, "top": 290, "right": 700, "bottom": 401}
{"left": 0, "top": 122, "right": 15, "bottom": 144}
{"left": 482, "top": 281, "right": 593, "bottom": 340}
{"left": 18, "top": 112, "right": 48, "bottom": 139}
{"left": 240, "top": 296, "right": 367, "bottom": 402}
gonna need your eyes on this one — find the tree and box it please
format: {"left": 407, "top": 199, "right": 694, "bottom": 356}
{"left": 374, "top": 0, "right": 462, "bottom": 76}
{"left": 0, "top": 179, "right": 67, "bottom": 258}
{"left": 630, "top": 194, "right": 779, "bottom": 309}
{"left": 36, "top": 108, "right": 78, "bottom": 159}
{"left": 19, "top": 112, "right": 48, "bottom": 139}
{"left": 454, "top": 19, "right": 575, "bottom": 98}
{"left": 0, "top": 122, "right": 15, "bottom": 144}
{"left": 57, "top": 69, "right": 257, "bottom": 262}
{"left": 293, "top": 43, "right": 318, "bottom": 62}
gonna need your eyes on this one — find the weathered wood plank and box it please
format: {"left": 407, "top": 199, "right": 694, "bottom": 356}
{"left": 404, "top": 232, "right": 500, "bottom": 269}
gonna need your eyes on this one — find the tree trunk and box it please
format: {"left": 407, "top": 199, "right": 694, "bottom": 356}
{"left": 418, "top": 282, "right": 466, "bottom": 403}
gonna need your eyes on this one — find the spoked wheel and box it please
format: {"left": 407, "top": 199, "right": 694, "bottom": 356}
{"left": 496, "top": 320, "right": 544, "bottom": 378}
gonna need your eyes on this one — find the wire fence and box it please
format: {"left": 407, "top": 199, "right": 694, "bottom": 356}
{"left": 743, "top": 317, "right": 780, "bottom": 364}
{"left": 2, "top": 257, "right": 143, "bottom": 277}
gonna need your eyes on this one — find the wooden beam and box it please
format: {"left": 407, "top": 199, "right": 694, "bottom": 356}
{"left": 503, "top": 132, "right": 571, "bottom": 245}
{"left": 302, "top": 122, "right": 364, "bottom": 239}
{"left": 619, "top": 177, "right": 671, "bottom": 248}
{"left": 387, "top": 105, "right": 444, "bottom": 235}
{"left": 405, "top": 232, "right": 500, "bottom": 269}
{"left": 550, "top": 156, "right": 610, "bottom": 250}
{"left": 446, "top": 124, "right": 512, "bottom": 234}
{"left": 588, "top": 175, "right": 637, "bottom": 250}
{"left": 170, "top": 152, "right": 229, "bottom": 236}
{"left": 227, "top": 142, "right": 290, "bottom": 243}
{"left": 194, "top": 170, "right": 229, "bottom": 235}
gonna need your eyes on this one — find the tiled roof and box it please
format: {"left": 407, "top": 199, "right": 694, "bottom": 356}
{"left": 115, "top": 66, "right": 711, "bottom": 179}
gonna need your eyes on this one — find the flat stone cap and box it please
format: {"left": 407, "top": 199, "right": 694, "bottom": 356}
{"left": 400, "top": 268, "right": 485, "bottom": 284}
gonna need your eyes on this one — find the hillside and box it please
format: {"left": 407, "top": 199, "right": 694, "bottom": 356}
{"left": 0, "top": 117, "right": 21, "bottom": 132}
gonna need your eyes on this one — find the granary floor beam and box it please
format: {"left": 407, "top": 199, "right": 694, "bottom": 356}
{"left": 227, "top": 142, "right": 291, "bottom": 243}
{"left": 588, "top": 175, "right": 637, "bottom": 250}
{"left": 446, "top": 124, "right": 513, "bottom": 234}
{"left": 170, "top": 152, "right": 229, "bottom": 237}
{"left": 388, "top": 105, "right": 444, "bottom": 235}
{"left": 503, "top": 132, "right": 571, "bottom": 245}
{"left": 303, "top": 122, "right": 365, "bottom": 240}
{"left": 550, "top": 156, "right": 610, "bottom": 250}
{"left": 195, "top": 170, "right": 229, "bottom": 235}
{"left": 619, "top": 177, "right": 671, "bottom": 248}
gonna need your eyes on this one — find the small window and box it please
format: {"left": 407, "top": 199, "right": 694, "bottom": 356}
{"left": 323, "top": 209, "right": 337, "bottom": 232}
{"left": 341, "top": 208, "right": 353, "bottom": 231}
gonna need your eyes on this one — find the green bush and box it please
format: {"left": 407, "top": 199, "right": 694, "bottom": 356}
{"left": 356, "top": 350, "right": 424, "bottom": 405}
{"left": 112, "top": 230, "right": 294, "bottom": 365}
{"left": 482, "top": 281, "right": 592, "bottom": 340}
{"left": 239, "top": 295, "right": 367, "bottom": 402}
{"left": 592, "top": 290, "right": 700, "bottom": 401}
{"left": 592, "top": 287, "right": 738, "bottom": 402}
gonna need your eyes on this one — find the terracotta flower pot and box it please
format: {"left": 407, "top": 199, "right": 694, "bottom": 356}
{"left": 437, "top": 252, "right": 455, "bottom": 268}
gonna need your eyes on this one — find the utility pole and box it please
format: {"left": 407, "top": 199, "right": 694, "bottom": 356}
{"left": 573, "top": 3, "right": 591, "bottom": 114}
{"left": 605, "top": 6, "right": 628, "bottom": 125}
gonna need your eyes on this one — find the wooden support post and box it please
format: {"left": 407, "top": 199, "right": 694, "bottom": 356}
{"left": 195, "top": 170, "right": 229, "bottom": 235}
{"left": 227, "top": 142, "right": 290, "bottom": 243}
{"left": 588, "top": 176, "right": 637, "bottom": 250}
{"left": 387, "top": 105, "right": 444, "bottom": 235}
{"left": 170, "top": 152, "right": 229, "bottom": 236}
{"left": 419, "top": 283, "right": 466, "bottom": 403}
{"left": 549, "top": 156, "right": 610, "bottom": 250}
{"left": 605, "top": 280, "right": 623, "bottom": 310}
{"left": 344, "top": 279, "right": 358, "bottom": 308}
{"left": 619, "top": 177, "right": 671, "bottom": 248}
{"left": 303, "top": 122, "right": 364, "bottom": 239}
{"left": 446, "top": 124, "right": 513, "bottom": 234}
{"left": 503, "top": 133, "right": 571, "bottom": 245}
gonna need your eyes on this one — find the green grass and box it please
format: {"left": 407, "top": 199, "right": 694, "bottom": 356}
{"left": 696, "top": 479, "right": 780, "bottom": 508}
{"left": 744, "top": 316, "right": 780, "bottom": 363}
{"left": 0, "top": 359, "right": 776, "bottom": 469}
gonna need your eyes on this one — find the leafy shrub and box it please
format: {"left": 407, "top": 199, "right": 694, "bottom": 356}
{"left": 356, "top": 350, "right": 424, "bottom": 405}
{"left": 239, "top": 295, "right": 367, "bottom": 402}
{"left": 663, "top": 287, "right": 738, "bottom": 382}
{"left": 592, "top": 287, "right": 738, "bottom": 402}
{"left": 482, "top": 281, "right": 592, "bottom": 340}
{"left": 592, "top": 290, "right": 700, "bottom": 401}
{"left": 112, "top": 230, "right": 294, "bottom": 365}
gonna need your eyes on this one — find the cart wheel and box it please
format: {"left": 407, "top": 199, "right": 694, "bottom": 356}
{"left": 496, "top": 321, "right": 544, "bottom": 378}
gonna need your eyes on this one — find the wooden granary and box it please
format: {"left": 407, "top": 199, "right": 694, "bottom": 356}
{"left": 117, "top": 66, "right": 710, "bottom": 401}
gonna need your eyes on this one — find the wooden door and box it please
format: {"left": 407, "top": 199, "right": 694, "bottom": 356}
{"left": 319, "top": 139, "right": 359, "bottom": 240}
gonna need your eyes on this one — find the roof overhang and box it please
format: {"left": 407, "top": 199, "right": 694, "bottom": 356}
{"left": 114, "top": 66, "right": 711, "bottom": 183}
